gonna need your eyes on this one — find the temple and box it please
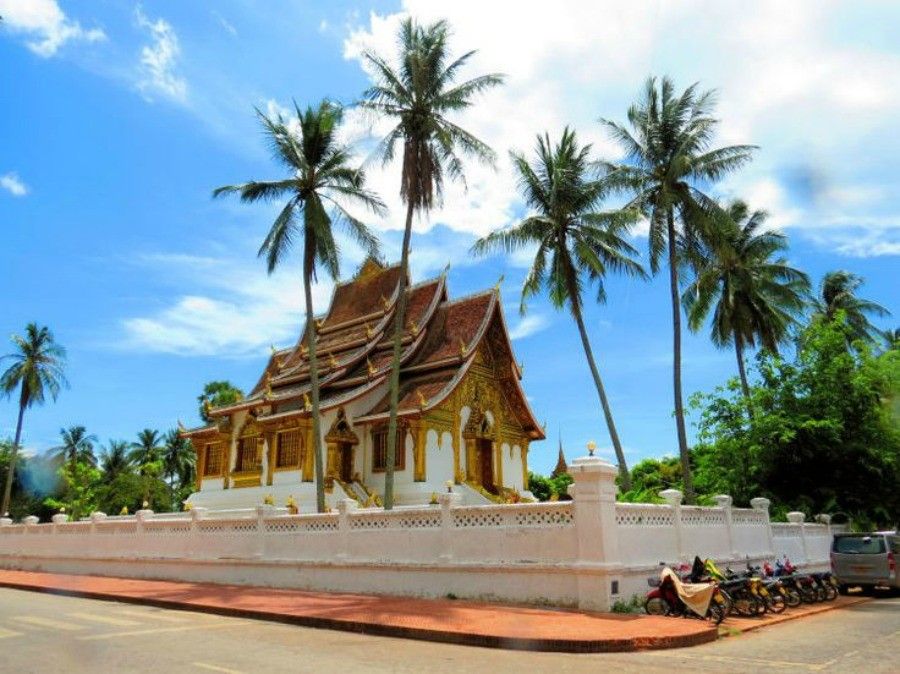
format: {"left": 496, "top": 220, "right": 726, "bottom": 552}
{"left": 181, "top": 258, "right": 545, "bottom": 510}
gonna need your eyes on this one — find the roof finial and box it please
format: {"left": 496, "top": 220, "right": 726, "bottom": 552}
{"left": 458, "top": 338, "right": 467, "bottom": 357}
{"left": 366, "top": 357, "right": 376, "bottom": 377}
{"left": 441, "top": 261, "right": 451, "bottom": 278}
{"left": 417, "top": 389, "right": 429, "bottom": 409}
{"left": 177, "top": 419, "right": 187, "bottom": 432}
{"left": 303, "top": 393, "right": 311, "bottom": 411}
{"left": 494, "top": 274, "right": 505, "bottom": 291}
{"left": 328, "top": 352, "right": 338, "bottom": 368}
{"left": 270, "top": 344, "right": 277, "bottom": 356}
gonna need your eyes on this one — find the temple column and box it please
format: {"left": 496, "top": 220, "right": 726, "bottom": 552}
{"left": 303, "top": 424, "right": 314, "bottom": 482}
{"left": 193, "top": 441, "right": 204, "bottom": 492}
{"left": 414, "top": 421, "right": 427, "bottom": 482}
{"left": 452, "top": 405, "right": 461, "bottom": 483}
{"left": 521, "top": 440, "right": 530, "bottom": 489}
{"left": 465, "top": 437, "right": 477, "bottom": 482}
{"left": 219, "top": 431, "right": 233, "bottom": 490}
{"left": 493, "top": 439, "right": 503, "bottom": 489}
{"left": 264, "top": 431, "right": 276, "bottom": 486}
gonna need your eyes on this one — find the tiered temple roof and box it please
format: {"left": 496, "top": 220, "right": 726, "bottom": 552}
{"left": 184, "top": 258, "right": 544, "bottom": 439}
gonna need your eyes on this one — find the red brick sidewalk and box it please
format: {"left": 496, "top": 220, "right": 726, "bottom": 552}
{"left": 0, "top": 570, "right": 716, "bottom": 652}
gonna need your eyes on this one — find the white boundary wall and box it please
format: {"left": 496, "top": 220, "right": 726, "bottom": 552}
{"left": 0, "top": 456, "right": 833, "bottom": 611}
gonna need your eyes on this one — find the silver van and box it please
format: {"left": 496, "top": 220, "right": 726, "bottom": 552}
{"left": 831, "top": 532, "right": 899, "bottom": 593}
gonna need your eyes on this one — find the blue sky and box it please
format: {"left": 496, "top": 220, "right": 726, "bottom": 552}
{"left": 1, "top": 1, "right": 897, "bottom": 476}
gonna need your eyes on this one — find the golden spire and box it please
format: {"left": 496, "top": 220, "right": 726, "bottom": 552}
{"left": 366, "top": 357, "right": 377, "bottom": 377}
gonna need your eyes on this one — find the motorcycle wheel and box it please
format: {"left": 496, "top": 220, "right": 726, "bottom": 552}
{"left": 733, "top": 595, "right": 755, "bottom": 616}
{"left": 752, "top": 596, "right": 767, "bottom": 616}
{"left": 718, "top": 589, "right": 735, "bottom": 617}
{"left": 708, "top": 602, "right": 725, "bottom": 625}
{"left": 824, "top": 584, "right": 838, "bottom": 601}
{"left": 785, "top": 588, "right": 802, "bottom": 607}
{"left": 815, "top": 586, "right": 827, "bottom": 602}
{"left": 766, "top": 594, "right": 786, "bottom": 614}
{"left": 645, "top": 597, "right": 669, "bottom": 615}
{"left": 800, "top": 587, "right": 817, "bottom": 603}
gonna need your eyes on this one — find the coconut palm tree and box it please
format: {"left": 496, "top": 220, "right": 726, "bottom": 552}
{"left": 99, "top": 440, "right": 132, "bottom": 481}
{"left": 0, "top": 323, "right": 68, "bottom": 516}
{"left": 812, "top": 271, "right": 890, "bottom": 345}
{"left": 214, "top": 101, "right": 384, "bottom": 513}
{"left": 601, "top": 76, "right": 756, "bottom": 502}
{"left": 129, "top": 428, "right": 163, "bottom": 507}
{"left": 359, "top": 18, "right": 503, "bottom": 508}
{"left": 162, "top": 429, "right": 195, "bottom": 504}
{"left": 682, "top": 200, "right": 810, "bottom": 405}
{"left": 473, "top": 129, "right": 645, "bottom": 489}
{"left": 50, "top": 425, "right": 98, "bottom": 469}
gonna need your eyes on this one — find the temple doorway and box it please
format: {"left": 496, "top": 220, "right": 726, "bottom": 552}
{"left": 338, "top": 442, "right": 353, "bottom": 482}
{"left": 477, "top": 438, "right": 495, "bottom": 493}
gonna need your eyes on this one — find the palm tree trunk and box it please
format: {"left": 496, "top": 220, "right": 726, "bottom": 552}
{"left": 667, "top": 209, "right": 695, "bottom": 503}
{"left": 304, "top": 238, "right": 326, "bottom": 514}
{"left": 1, "top": 388, "right": 26, "bottom": 516}
{"left": 383, "top": 199, "right": 415, "bottom": 510}
{"left": 570, "top": 300, "right": 632, "bottom": 491}
{"left": 733, "top": 333, "right": 754, "bottom": 418}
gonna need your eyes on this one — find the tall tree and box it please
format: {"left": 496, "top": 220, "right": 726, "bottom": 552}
{"left": 682, "top": 200, "right": 810, "bottom": 404}
{"left": 214, "top": 101, "right": 384, "bottom": 513}
{"left": 50, "top": 425, "right": 98, "bottom": 469}
{"left": 601, "top": 76, "right": 755, "bottom": 501}
{"left": 0, "top": 324, "right": 68, "bottom": 516}
{"left": 359, "top": 18, "right": 503, "bottom": 508}
{"left": 162, "top": 429, "right": 195, "bottom": 506}
{"left": 99, "top": 440, "right": 132, "bottom": 481}
{"left": 197, "top": 381, "right": 244, "bottom": 422}
{"left": 473, "top": 129, "right": 644, "bottom": 489}
{"left": 129, "top": 428, "right": 163, "bottom": 507}
{"left": 813, "top": 271, "right": 890, "bottom": 345}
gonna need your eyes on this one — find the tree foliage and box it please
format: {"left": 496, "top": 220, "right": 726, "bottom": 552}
{"left": 197, "top": 381, "right": 244, "bottom": 422}
{"left": 690, "top": 314, "right": 900, "bottom": 526}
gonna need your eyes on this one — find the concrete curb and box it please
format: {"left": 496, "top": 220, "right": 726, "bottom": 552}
{"left": 0, "top": 577, "right": 717, "bottom": 653}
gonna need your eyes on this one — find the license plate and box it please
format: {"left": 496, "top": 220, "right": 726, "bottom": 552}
{"left": 851, "top": 565, "right": 871, "bottom": 573}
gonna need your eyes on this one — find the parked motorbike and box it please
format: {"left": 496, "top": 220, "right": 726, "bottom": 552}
{"left": 645, "top": 562, "right": 725, "bottom": 625}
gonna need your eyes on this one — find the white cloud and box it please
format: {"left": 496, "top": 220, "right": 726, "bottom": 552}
{"left": 120, "top": 252, "right": 334, "bottom": 357}
{"left": 341, "top": 2, "right": 900, "bottom": 257}
{"left": 0, "top": 172, "right": 28, "bottom": 197}
{"left": 135, "top": 7, "right": 188, "bottom": 103}
{"left": 0, "top": 0, "right": 105, "bottom": 57}
{"left": 508, "top": 314, "right": 550, "bottom": 341}
{"left": 212, "top": 11, "right": 238, "bottom": 37}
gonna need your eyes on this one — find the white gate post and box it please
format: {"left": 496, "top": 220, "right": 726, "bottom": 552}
{"left": 336, "top": 499, "right": 357, "bottom": 560}
{"left": 787, "top": 511, "right": 808, "bottom": 564}
{"left": 715, "top": 494, "right": 736, "bottom": 559}
{"left": 568, "top": 455, "right": 621, "bottom": 611}
{"left": 190, "top": 506, "right": 208, "bottom": 559}
{"left": 255, "top": 505, "right": 275, "bottom": 558}
{"left": 660, "top": 489, "right": 685, "bottom": 562}
{"left": 751, "top": 497, "right": 774, "bottom": 557}
{"left": 438, "top": 491, "right": 462, "bottom": 561}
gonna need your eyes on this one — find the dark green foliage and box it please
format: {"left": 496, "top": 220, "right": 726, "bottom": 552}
{"left": 691, "top": 314, "right": 900, "bottom": 526}
{"left": 618, "top": 457, "right": 683, "bottom": 503}
{"left": 197, "top": 381, "right": 243, "bottom": 422}
{"left": 528, "top": 471, "right": 573, "bottom": 501}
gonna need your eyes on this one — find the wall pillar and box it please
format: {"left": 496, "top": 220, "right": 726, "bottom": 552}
{"left": 787, "top": 511, "right": 809, "bottom": 564}
{"left": 660, "top": 489, "right": 685, "bottom": 562}
{"left": 751, "top": 497, "right": 774, "bottom": 557}
{"left": 568, "top": 455, "right": 621, "bottom": 611}
{"left": 189, "top": 506, "right": 208, "bottom": 559}
{"left": 438, "top": 491, "right": 462, "bottom": 561}
{"left": 336, "top": 499, "right": 357, "bottom": 560}
{"left": 715, "top": 494, "right": 736, "bottom": 559}
{"left": 135, "top": 509, "right": 152, "bottom": 536}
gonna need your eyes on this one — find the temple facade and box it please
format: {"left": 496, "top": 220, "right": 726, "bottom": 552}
{"left": 181, "top": 259, "right": 545, "bottom": 510}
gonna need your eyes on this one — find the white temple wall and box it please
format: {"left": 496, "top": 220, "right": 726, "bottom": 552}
{"left": 0, "top": 458, "right": 834, "bottom": 612}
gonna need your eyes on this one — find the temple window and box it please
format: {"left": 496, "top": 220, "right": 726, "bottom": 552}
{"left": 236, "top": 436, "right": 261, "bottom": 472}
{"left": 372, "top": 429, "right": 405, "bottom": 472}
{"left": 203, "top": 443, "right": 222, "bottom": 476}
{"left": 276, "top": 430, "right": 302, "bottom": 468}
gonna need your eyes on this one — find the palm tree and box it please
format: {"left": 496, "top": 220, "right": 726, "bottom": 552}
{"left": 359, "top": 18, "right": 503, "bottom": 508}
{"left": 214, "top": 101, "right": 384, "bottom": 513}
{"left": 162, "top": 429, "right": 195, "bottom": 505}
{"left": 813, "top": 271, "right": 890, "bottom": 344}
{"left": 129, "top": 428, "right": 163, "bottom": 507}
{"left": 198, "top": 380, "right": 243, "bottom": 422}
{"left": 0, "top": 323, "right": 68, "bottom": 516}
{"left": 473, "top": 129, "right": 645, "bottom": 489}
{"left": 682, "top": 200, "right": 810, "bottom": 404}
{"left": 50, "top": 425, "right": 98, "bottom": 469}
{"left": 601, "top": 76, "right": 756, "bottom": 501}
{"left": 99, "top": 440, "right": 132, "bottom": 481}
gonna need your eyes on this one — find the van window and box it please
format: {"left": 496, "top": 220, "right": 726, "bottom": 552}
{"left": 833, "top": 536, "right": 886, "bottom": 554}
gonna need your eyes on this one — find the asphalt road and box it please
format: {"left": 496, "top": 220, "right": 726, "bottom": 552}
{"left": 0, "top": 588, "right": 896, "bottom": 673}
